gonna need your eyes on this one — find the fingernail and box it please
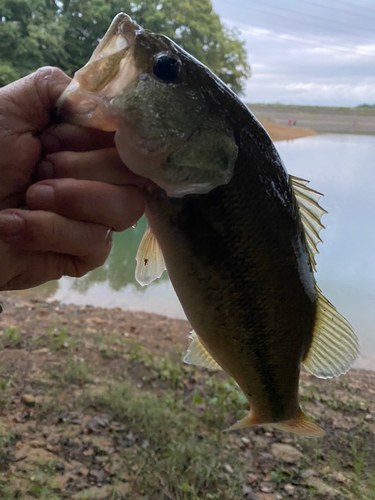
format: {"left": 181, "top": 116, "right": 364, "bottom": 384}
{"left": 0, "top": 213, "right": 24, "bottom": 240}
{"left": 37, "top": 161, "right": 54, "bottom": 180}
{"left": 28, "top": 184, "right": 55, "bottom": 210}
{"left": 106, "top": 228, "right": 114, "bottom": 244}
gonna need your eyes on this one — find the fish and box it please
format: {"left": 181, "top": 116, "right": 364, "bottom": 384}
{"left": 58, "top": 13, "right": 359, "bottom": 437}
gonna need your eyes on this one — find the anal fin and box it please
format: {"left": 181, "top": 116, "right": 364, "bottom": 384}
{"left": 183, "top": 331, "right": 222, "bottom": 371}
{"left": 303, "top": 288, "right": 360, "bottom": 378}
{"left": 135, "top": 225, "right": 166, "bottom": 286}
{"left": 224, "top": 411, "right": 260, "bottom": 432}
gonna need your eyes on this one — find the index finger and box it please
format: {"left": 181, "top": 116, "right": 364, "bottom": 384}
{"left": 40, "top": 123, "right": 115, "bottom": 154}
{"left": 36, "top": 147, "right": 150, "bottom": 189}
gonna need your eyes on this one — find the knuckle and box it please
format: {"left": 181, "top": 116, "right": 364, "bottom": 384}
{"left": 33, "top": 66, "right": 65, "bottom": 96}
{"left": 29, "top": 212, "right": 60, "bottom": 249}
{"left": 47, "top": 151, "right": 77, "bottom": 176}
{"left": 34, "top": 66, "right": 63, "bottom": 82}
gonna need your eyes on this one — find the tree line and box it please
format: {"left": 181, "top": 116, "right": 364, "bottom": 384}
{"left": 0, "top": 0, "right": 250, "bottom": 93}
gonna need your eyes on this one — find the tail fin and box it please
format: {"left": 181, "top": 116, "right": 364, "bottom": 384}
{"left": 225, "top": 408, "right": 325, "bottom": 437}
{"left": 272, "top": 409, "right": 325, "bottom": 437}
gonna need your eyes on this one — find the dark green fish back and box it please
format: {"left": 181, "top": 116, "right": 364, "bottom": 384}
{"left": 147, "top": 99, "right": 317, "bottom": 423}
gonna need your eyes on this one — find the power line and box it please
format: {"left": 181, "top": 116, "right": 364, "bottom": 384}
{"left": 228, "top": 0, "right": 375, "bottom": 39}
{"left": 297, "top": 0, "right": 375, "bottom": 22}
{"left": 329, "top": 0, "right": 375, "bottom": 16}
{"left": 216, "top": 1, "right": 375, "bottom": 58}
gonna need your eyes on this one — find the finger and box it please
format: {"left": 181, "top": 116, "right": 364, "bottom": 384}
{"left": 36, "top": 148, "right": 149, "bottom": 189}
{"left": 0, "top": 210, "right": 112, "bottom": 269}
{"left": 0, "top": 248, "right": 104, "bottom": 291}
{"left": 40, "top": 123, "right": 115, "bottom": 154}
{"left": 26, "top": 179, "right": 146, "bottom": 232}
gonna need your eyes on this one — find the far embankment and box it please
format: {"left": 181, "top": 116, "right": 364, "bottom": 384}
{"left": 257, "top": 118, "right": 316, "bottom": 142}
{"left": 249, "top": 103, "right": 375, "bottom": 137}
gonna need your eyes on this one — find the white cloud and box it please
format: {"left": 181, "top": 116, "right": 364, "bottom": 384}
{"left": 245, "top": 78, "right": 375, "bottom": 105}
{"left": 218, "top": 3, "right": 374, "bottom": 106}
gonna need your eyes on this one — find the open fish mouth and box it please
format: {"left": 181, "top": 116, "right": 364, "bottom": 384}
{"left": 57, "top": 13, "right": 141, "bottom": 130}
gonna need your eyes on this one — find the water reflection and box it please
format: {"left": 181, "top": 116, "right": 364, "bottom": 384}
{"left": 69, "top": 216, "right": 168, "bottom": 295}
{"left": 20, "top": 133, "right": 375, "bottom": 368}
{"left": 33, "top": 214, "right": 185, "bottom": 318}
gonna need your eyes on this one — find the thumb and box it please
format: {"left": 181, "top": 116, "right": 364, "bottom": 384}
{"left": 0, "top": 67, "right": 71, "bottom": 134}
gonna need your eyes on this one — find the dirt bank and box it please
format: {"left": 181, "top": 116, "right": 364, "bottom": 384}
{"left": 259, "top": 119, "right": 317, "bottom": 142}
{"left": 250, "top": 103, "right": 375, "bottom": 136}
{"left": 0, "top": 294, "right": 374, "bottom": 500}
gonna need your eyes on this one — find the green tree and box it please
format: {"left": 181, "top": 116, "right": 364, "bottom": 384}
{"left": 0, "top": 0, "right": 250, "bottom": 93}
{"left": 0, "top": 0, "right": 68, "bottom": 85}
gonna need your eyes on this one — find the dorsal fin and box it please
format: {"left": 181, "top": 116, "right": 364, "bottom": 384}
{"left": 291, "top": 175, "right": 360, "bottom": 376}
{"left": 135, "top": 225, "right": 166, "bottom": 286}
{"left": 303, "top": 288, "right": 359, "bottom": 378}
{"left": 183, "top": 331, "right": 223, "bottom": 371}
{"left": 290, "top": 175, "right": 327, "bottom": 273}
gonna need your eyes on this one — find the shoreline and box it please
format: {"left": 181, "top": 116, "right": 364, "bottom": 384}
{"left": 259, "top": 118, "right": 317, "bottom": 142}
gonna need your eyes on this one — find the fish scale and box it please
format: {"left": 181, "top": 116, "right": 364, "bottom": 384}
{"left": 145, "top": 133, "right": 315, "bottom": 425}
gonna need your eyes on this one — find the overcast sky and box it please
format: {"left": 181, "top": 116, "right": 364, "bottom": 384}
{"left": 211, "top": 0, "right": 375, "bottom": 106}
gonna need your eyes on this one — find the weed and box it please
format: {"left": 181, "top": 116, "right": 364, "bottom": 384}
{"left": 0, "top": 424, "right": 16, "bottom": 473}
{"left": 49, "top": 358, "right": 92, "bottom": 386}
{"left": 126, "top": 339, "right": 143, "bottom": 361}
{"left": 99, "top": 342, "right": 118, "bottom": 358}
{"left": 157, "top": 356, "right": 186, "bottom": 389}
{"left": 46, "top": 325, "right": 68, "bottom": 350}
{"left": 0, "top": 327, "right": 22, "bottom": 348}
{"left": 352, "top": 440, "right": 366, "bottom": 478}
{"left": 0, "top": 376, "right": 13, "bottom": 392}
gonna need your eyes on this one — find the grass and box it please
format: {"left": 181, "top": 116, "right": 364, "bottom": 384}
{"left": 0, "top": 325, "right": 375, "bottom": 499}
{"left": 49, "top": 358, "right": 92, "bottom": 386}
{"left": 89, "top": 381, "right": 247, "bottom": 499}
{"left": 0, "top": 327, "right": 22, "bottom": 348}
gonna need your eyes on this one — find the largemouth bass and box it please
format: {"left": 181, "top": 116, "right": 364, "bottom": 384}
{"left": 59, "top": 13, "right": 359, "bottom": 436}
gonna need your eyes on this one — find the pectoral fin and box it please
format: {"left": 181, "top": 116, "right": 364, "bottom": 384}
{"left": 303, "top": 288, "right": 359, "bottom": 378}
{"left": 183, "top": 331, "right": 222, "bottom": 371}
{"left": 135, "top": 225, "right": 166, "bottom": 286}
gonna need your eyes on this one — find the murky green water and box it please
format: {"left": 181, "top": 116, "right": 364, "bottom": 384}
{"left": 12, "top": 134, "right": 375, "bottom": 368}
{"left": 33, "top": 215, "right": 185, "bottom": 319}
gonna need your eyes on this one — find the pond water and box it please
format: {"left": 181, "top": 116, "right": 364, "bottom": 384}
{"left": 17, "top": 134, "right": 375, "bottom": 369}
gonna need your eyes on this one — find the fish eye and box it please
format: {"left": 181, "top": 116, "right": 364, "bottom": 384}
{"left": 153, "top": 55, "right": 181, "bottom": 83}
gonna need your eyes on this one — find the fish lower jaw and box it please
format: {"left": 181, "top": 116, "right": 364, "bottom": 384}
{"left": 58, "top": 86, "right": 118, "bottom": 131}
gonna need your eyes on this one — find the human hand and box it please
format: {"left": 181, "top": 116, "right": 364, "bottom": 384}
{"left": 0, "top": 67, "right": 146, "bottom": 290}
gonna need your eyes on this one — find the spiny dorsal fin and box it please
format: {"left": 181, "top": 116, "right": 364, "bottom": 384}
{"left": 183, "top": 331, "right": 223, "bottom": 371}
{"left": 303, "top": 288, "right": 360, "bottom": 378}
{"left": 135, "top": 225, "right": 166, "bottom": 286}
{"left": 290, "top": 175, "right": 327, "bottom": 273}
